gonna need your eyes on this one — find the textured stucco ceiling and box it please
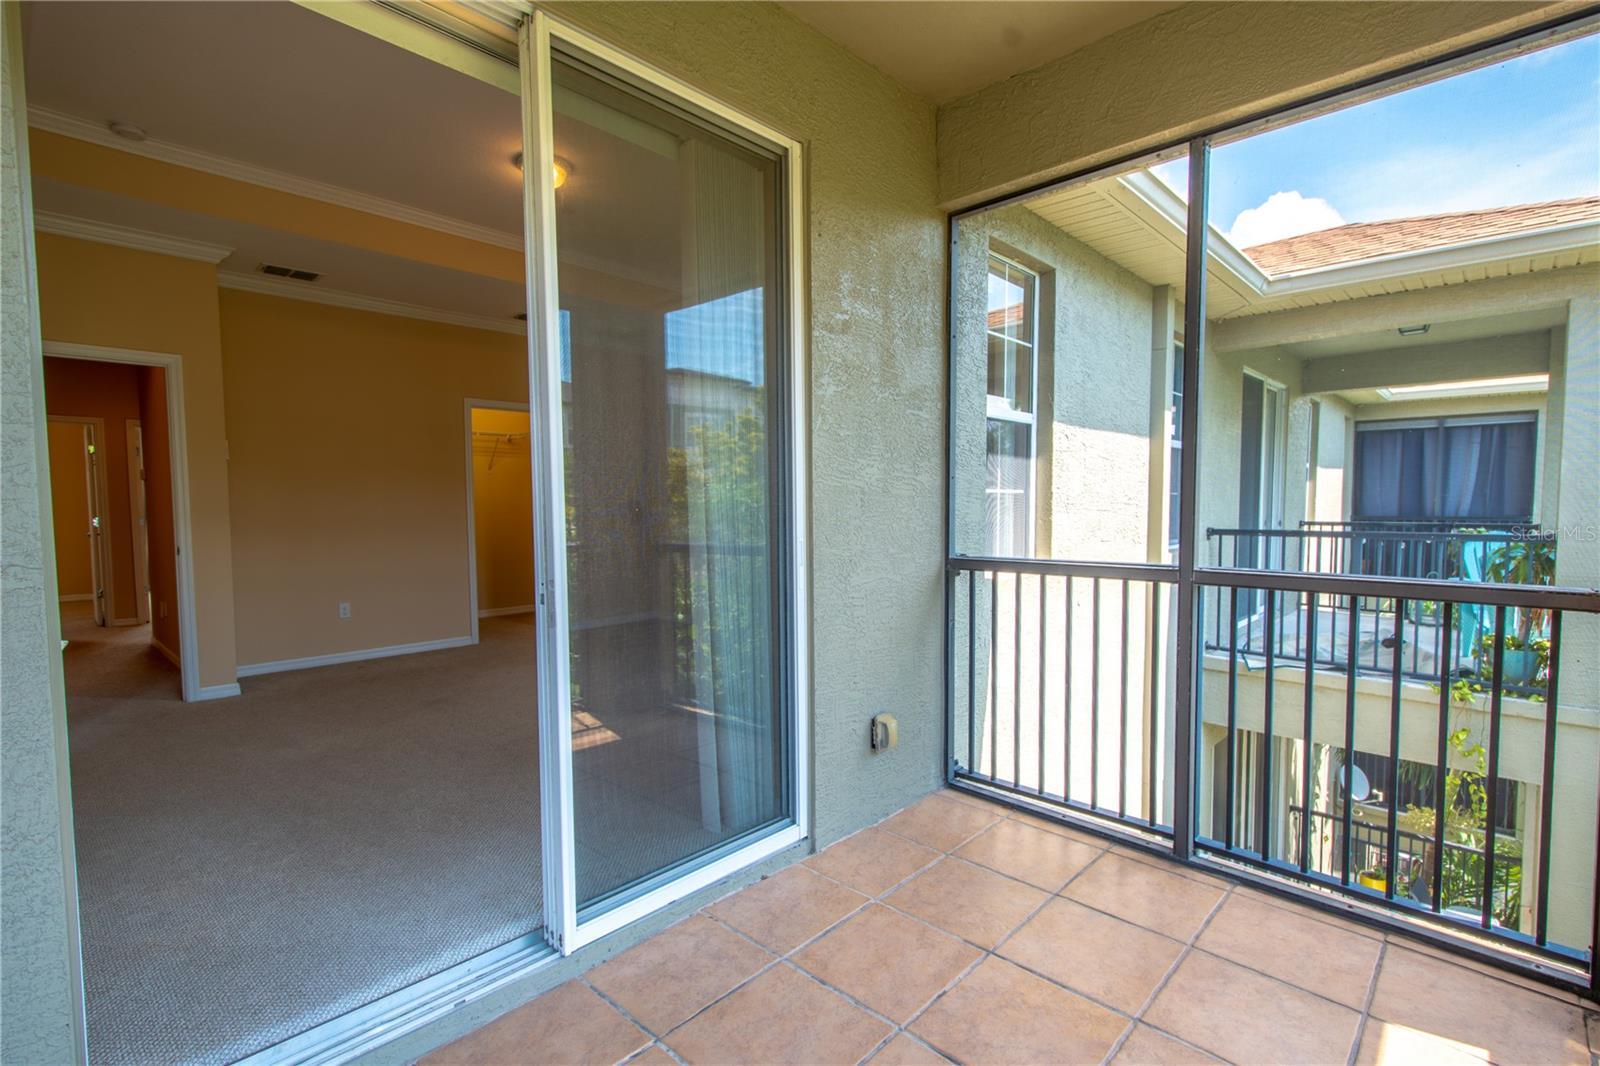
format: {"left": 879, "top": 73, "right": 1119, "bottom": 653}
{"left": 781, "top": 1, "right": 1180, "bottom": 104}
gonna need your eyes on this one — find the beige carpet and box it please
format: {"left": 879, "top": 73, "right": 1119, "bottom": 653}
{"left": 64, "top": 603, "right": 737, "bottom": 1065}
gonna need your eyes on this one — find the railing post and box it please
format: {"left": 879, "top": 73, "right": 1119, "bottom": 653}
{"left": 1171, "top": 136, "right": 1209, "bottom": 861}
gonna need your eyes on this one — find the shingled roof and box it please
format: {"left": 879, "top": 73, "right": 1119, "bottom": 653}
{"left": 1240, "top": 196, "right": 1600, "bottom": 275}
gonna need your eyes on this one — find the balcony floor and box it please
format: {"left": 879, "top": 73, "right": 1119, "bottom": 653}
{"left": 424, "top": 790, "right": 1598, "bottom": 1065}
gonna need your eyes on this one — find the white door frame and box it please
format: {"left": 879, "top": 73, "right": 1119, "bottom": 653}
{"left": 47, "top": 415, "right": 112, "bottom": 625}
{"left": 462, "top": 397, "right": 533, "bottom": 644}
{"left": 43, "top": 342, "right": 203, "bottom": 702}
{"left": 522, "top": 10, "right": 812, "bottom": 956}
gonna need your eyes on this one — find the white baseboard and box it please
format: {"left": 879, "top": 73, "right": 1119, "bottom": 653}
{"left": 151, "top": 636, "right": 181, "bottom": 668}
{"left": 194, "top": 682, "right": 242, "bottom": 701}
{"left": 236, "top": 634, "right": 474, "bottom": 678}
{"left": 478, "top": 604, "right": 535, "bottom": 618}
{"left": 59, "top": 593, "right": 93, "bottom": 603}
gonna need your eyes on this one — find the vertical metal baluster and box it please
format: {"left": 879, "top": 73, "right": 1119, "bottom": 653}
{"left": 1064, "top": 575, "right": 1074, "bottom": 803}
{"left": 1148, "top": 584, "right": 1161, "bottom": 828}
{"left": 967, "top": 570, "right": 977, "bottom": 776}
{"left": 1385, "top": 599, "right": 1405, "bottom": 901}
{"left": 1536, "top": 612, "right": 1562, "bottom": 946}
{"left": 989, "top": 572, "right": 998, "bottom": 781}
{"left": 1120, "top": 580, "right": 1130, "bottom": 819}
{"left": 1013, "top": 571, "right": 1022, "bottom": 786}
{"left": 1226, "top": 587, "right": 1239, "bottom": 852}
{"left": 1261, "top": 589, "right": 1277, "bottom": 861}
{"left": 1091, "top": 578, "right": 1101, "bottom": 812}
{"left": 1301, "top": 589, "right": 1316, "bottom": 874}
{"left": 1432, "top": 602, "right": 1451, "bottom": 914}
{"left": 1038, "top": 574, "right": 1047, "bottom": 796}
{"left": 1343, "top": 595, "right": 1358, "bottom": 885}
{"left": 1483, "top": 604, "right": 1506, "bottom": 931}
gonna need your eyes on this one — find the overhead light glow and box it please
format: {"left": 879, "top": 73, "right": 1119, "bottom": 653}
{"left": 511, "top": 151, "right": 571, "bottom": 190}
{"left": 1377, "top": 374, "right": 1548, "bottom": 401}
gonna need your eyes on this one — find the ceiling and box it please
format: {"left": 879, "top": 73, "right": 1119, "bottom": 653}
{"left": 19, "top": 1, "right": 699, "bottom": 324}
{"left": 781, "top": 1, "right": 1180, "bottom": 104}
{"left": 21, "top": 2, "right": 525, "bottom": 236}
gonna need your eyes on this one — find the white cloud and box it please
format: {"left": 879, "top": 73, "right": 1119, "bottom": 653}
{"left": 1226, "top": 191, "right": 1346, "bottom": 247}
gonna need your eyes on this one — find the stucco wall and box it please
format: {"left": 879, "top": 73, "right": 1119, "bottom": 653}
{"left": 936, "top": 1, "right": 1587, "bottom": 208}
{"left": 0, "top": 6, "right": 86, "bottom": 1062}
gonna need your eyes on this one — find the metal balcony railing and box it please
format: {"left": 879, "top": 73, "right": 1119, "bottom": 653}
{"left": 946, "top": 553, "right": 1600, "bottom": 997}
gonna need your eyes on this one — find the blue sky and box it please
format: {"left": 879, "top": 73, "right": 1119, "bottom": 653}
{"left": 1152, "top": 34, "right": 1600, "bottom": 247}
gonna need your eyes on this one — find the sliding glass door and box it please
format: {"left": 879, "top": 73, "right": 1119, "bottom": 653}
{"left": 520, "top": 15, "right": 807, "bottom": 952}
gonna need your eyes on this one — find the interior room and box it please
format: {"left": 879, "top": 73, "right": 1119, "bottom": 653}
{"left": 26, "top": 2, "right": 792, "bottom": 1060}
{"left": 25, "top": 4, "right": 546, "bottom": 1061}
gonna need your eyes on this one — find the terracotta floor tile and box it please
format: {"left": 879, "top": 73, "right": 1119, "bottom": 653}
{"left": 662, "top": 964, "right": 890, "bottom": 1065}
{"left": 1061, "top": 852, "right": 1225, "bottom": 941}
{"left": 885, "top": 857, "right": 1048, "bottom": 949}
{"left": 1111, "top": 1025, "right": 1223, "bottom": 1065}
{"left": 1007, "top": 809, "right": 1110, "bottom": 848}
{"left": 805, "top": 827, "right": 941, "bottom": 897}
{"left": 1000, "top": 898, "right": 1183, "bottom": 1014}
{"left": 1196, "top": 891, "right": 1381, "bottom": 1008}
{"left": 707, "top": 864, "right": 867, "bottom": 954}
{"left": 939, "top": 788, "right": 1012, "bottom": 815}
{"left": 1144, "top": 951, "right": 1360, "bottom": 1064}
{"left": 1367, "top": 946, "right": 1590, "bottom": 1065}
{"left": 912, "top": 957, "right": 1127, "bottom": 1066}
{"left": 589, "top": 915, "right": 772, "bottom": 1034}
{"left": 955, "top": 818, "right": 1102, "bottom": 891}
{"left": 1108, "top": 846, "right": 1231, "bottom": 889}
{"left": 880, "top": 792, "right": 1002, "bottom": 851}
{"left": 1387, "top": 935, "right": 1589, "bottom": 1008}
{"left": 1353, "top": 1017, "right": 1493, "bottom": 1066}
{"left": 868, "top": 1033, "right": 952, "bottom": 1064}
{"left": 421, "top": 981, "right": 649, "bottom": 1066}
{"left": 793, "top": 904, "right": 981, "bottom": 1023}
{"left": 623, "top": 1046, "right": 679, "bottom": 1066}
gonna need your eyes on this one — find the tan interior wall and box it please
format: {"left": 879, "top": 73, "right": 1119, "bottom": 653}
{"left": 138, "top": 365, "right": 180, "bottom": 657}
{"left": 220, "top": 288, "right": 527, "bottom": 667}
{"left": 34, "top": 233, "right": 238, "bottom": 689}
{"left": 42, "top": 357, "right": 142, "bottom": 622}
{"left": 469, "top": 407, "right": 535, "bottom": 615}
{"left": 44, "top": 420, "right": 91, "bottom": 598}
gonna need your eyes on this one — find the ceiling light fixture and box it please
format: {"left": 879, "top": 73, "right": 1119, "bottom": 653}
{"left": 107, "top": 120, "right": 147, "bottom": 141}
{"left": 511, "top": 151, "right": 571, "bottom": 189}
{"left": 1396, "top": 324, "right": 1431, "bottom": 337}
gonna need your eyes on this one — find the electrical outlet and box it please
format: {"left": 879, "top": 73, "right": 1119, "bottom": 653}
{"left": 338, "top": 602, "right": 351, "bottom": 619}
{"left": 158, "top": 601, "right": 168, "bottom": 620}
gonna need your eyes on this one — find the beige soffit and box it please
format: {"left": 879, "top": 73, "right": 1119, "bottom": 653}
{"left": 33, "top": 210, "right": 234, "bottom": 264}
{"left": 27, "top": 105, "right": 523, "bottom": 252}
{"left": 217, "top": 269, "right": 526, "bottom": 336}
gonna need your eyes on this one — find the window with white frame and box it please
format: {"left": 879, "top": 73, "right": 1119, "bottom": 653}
{"left": 985, "top": 254, "right": 1037, "bottom": 556}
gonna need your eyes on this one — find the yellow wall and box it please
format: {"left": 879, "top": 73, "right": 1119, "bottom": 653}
{"left": 138, "top": 365, "right": 180, "bottom": 656}
{"left": 42, "top": 357, "right": 142, "bottom": 622}
{"left": 219, "top": 289, "right": 528, "bottom": 667}
{"left": 45, "top": 420, "right": 92, "bottom": 599}
{"left": 34, "top": 233, "right": 236, "bottom": 688}
{"left": 469, "top": 407, "right": 534, "bottom": 614}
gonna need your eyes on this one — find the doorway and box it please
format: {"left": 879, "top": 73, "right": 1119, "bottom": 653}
{"left": 45, "top": 416, "right": 110, "bottom": 626}
{"left": 465, "top": 400, "right": 535, "bottom": 643}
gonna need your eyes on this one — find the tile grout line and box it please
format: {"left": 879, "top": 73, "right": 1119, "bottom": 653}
{"left": 1098, "top": 882, "right": 1239, "bottom": 1065}
{"left": 1346, "top": 939, "right": 1388, "bottom": 1066}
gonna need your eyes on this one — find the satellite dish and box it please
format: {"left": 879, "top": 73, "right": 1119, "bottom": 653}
{"left": 1340, "top": 763, "right": 1371, "bottom": 803}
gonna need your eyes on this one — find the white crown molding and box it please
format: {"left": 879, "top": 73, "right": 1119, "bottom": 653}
{"left": 34, "top": 210, "right": 234, "bottom": 263}
{"left": 217, "top": 270, "right": 526, "bottom": 335}
{"left": 28, "top": 105, "right": 523, "bottom": 252}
